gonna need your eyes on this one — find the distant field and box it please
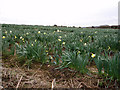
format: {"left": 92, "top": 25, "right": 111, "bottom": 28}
{"left": 1, "top": 24, "right": 120, "bottom": 88}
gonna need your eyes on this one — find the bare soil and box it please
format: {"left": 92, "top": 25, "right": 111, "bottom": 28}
{"left": 2, "top": 55, "right": 120, "bottom": 89}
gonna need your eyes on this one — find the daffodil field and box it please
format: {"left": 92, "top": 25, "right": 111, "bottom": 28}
{"left": 2, "top": 24, "right": 120, "bottom": 82}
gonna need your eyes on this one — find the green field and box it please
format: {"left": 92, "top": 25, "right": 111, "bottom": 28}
{"left": 1, "top": 24, "right": 120, "bottom": 88}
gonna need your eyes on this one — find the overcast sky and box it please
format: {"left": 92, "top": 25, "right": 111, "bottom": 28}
{"left": 0, "top": 0, "right": 119, "bottom": 27}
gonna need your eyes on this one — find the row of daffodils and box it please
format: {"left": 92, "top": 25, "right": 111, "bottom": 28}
{"left": 2, "top": 24, "right": 120, "bottom": 81}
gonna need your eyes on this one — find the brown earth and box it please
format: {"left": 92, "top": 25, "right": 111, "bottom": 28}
{"left": 1, "top": 55, "right": 120, "bottom": 89}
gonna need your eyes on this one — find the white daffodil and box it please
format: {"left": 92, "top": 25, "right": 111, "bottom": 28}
{"left": 20, "top": 36, "right": 22, "bottom": 39}
{"left": 10, "top": 31, "right": 12, "bottom": 33}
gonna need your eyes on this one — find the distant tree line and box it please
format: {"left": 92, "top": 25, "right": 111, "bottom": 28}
{"left": 53, "top": 24, "right": 119, "bottom": 29}
{"left": 87, "top": 25, "right": 120, "bottom": 29}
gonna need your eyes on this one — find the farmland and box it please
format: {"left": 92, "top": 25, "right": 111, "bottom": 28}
{"left": 1, "top": 24, "right": 120, "bottom": 88}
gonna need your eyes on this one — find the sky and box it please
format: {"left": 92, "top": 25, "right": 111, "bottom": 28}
{"left": 0, "top": 0, "right": 119, "bottom": 27}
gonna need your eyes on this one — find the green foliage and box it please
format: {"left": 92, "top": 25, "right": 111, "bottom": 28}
{"left": 60, "top": 51, "right": 88, "bottom": 74}
{"left": 2, "top": 24, "right": 119, "bottom": 81}
{"left": 94, "top": 51, "right": 120, "bottom": 81}
{"left": 16, "top": 41, "right": 47, "bottom": 67}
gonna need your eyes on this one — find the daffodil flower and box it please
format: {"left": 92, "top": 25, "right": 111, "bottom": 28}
{"left": 15, "top": 36, "right": 17, "bottom": 39}
{"left": 31, "top": 44, "right": 33, "bottom": 46}
{"left": 80, "top": 39, "right": 82, "bottom": 42}
{"left": 26, "top": 33, "right": 29, "bottom": 35}
{"left": 91, "top": 53, "right": 96, "bottom": 58}
{"left": 108, "top": 46, "right": 110, "bottom": 50}
{"left": 57, "top": 30, "right": 60, "bottom": 32}
{"left": 50, "top": 56, "right": 53, "bottom": 60}
{"left": 35, "top": 39, "right": 37, "bottom": 42}
{"left": 77, "top": 51, "right": 81, "bottom": 54}
{"left": 84, "top": 43, "right": 87, "bottom": 46}
{"left": 22, "top": 38, "right": 24, "bottom": 41}
{"left": 95, "top": 31, "right": 97, "bottom": 33}
{"left": 38, "top": 31, "right": 40, "bottom": 34}
{"left": 20, "top": 36, "right": 22, "bottom": 39}
{"left": 5, "top": 31, "right": 7, "bottom": 34}
{"left": 58, "top": 39, "right": 61, "bottom": 42}
{"left": 16, "top": 43, "right": 19, "bottom": 45}
{"left": 62, "top": 42, "right": 65, "bottom": 45}
{"left": 2, "top": 36, "right": 5, "bottom": 39}
{"left": 44, "top": 32, "right": 46, "bottom": 35}
{"left": 46, "top": 50, "right": 48, "bottom": 52}
{"left": 59, "top": 36, "right": 62, "bottom": 38}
